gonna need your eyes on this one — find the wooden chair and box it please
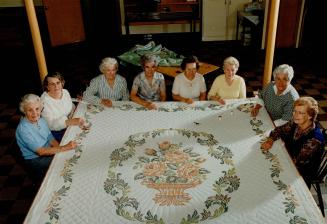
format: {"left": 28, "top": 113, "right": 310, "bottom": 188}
{"left": 311, "top": 128, "right": 327, "bottom": 216}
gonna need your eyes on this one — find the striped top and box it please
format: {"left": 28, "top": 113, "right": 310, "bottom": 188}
{"left": 83, "top": 74, "right": 129, "bottom": 104}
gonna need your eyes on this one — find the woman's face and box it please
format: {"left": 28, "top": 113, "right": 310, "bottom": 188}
{"left": 104, "top": 64, "right": 117, "bottom": 80}
{"left": 184, "top": 62, "right": 197, "bottom": 80}
{"left": 25, "top": 101, "right": 42, "bottom": 123}
{"left": 293, "top": 105, "right": 312, "bottom": 126}
{"left": 275, "top": 73, "right": 289, "bottom": 93}
{"left": 224, "top": 64, "right": 237, "bottom": 80}
{"left": 47, "top": 77, "right": 63, "bottom": 95}
{"left": 143, "top": 61, "right": 157, "bottom": 78}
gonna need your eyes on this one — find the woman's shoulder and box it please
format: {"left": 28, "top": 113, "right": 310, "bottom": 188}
{"left": 89, "top": 74, "right": 104, "bottom": 83}
{"left": 62, "top": 89, "right": 73, "bottom": 101}
{"left": 116, "top": 74, "right": 127, "bottom": 81}
{"left": 313, "top": 125, "right": 324, "bottom": 144}
{"left": 287, "top": 85, "right": 299, "bottom": 98}
{"left": 174, "top": 72, "right": 184, "bottom": 79}
{"left": 195, "top": 73, "right": 204, "bottom": 78}
{"left": 235, "top": 74, "right": 244, "bottom": 80}
{"left": 134, "top": 72, "right": 143, "bottom": 80}
{"left": 39, "top": 117, "right": 50, "bottom": 128}
{"left": 16, "top": 118, "right": 32, "bottom": 133}
{"left": 233, "top": 75, "right": 245, "bottom": 83}
{"left": 213, "top": 74, "right": 225, "bottom": 82}
{"left": 40, "top": 91, "right": 49, "bottom": 99}
{"left": 40, "top": 92, "right": 55, "bottom": 104}
{"left": 154, "top": 71, "right": 164, "bottom": 79}
{"left": 62, "top": 89, "right": 71, "bottom": 95}
{"left": 262, "top": 82, "right": 274, "bottom": 91}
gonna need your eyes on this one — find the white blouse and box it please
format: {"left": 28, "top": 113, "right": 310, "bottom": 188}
{"left": 172, "top": 73, "right": 206, "bottom": 100}
{"left": 41, "top": 89, "right": 74, "bottom": 131}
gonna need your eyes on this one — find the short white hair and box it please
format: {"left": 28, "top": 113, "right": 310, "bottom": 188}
{"left": 273, "top": 64, "right": 294, "bottom": 81}
{"left": 99, "top": 57, "right": 118, "bottom": 73}
{"left": 223, "top": 56, "right": 239, "bottom": 70}
{"left": 19, "top": 94, "right": 43, "bottom": 114}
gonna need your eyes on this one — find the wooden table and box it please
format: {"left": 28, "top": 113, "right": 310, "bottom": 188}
{"left": 157, "top": 62, "right": 219, "bottom": 78}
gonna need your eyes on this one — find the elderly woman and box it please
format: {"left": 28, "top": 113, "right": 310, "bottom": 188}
{"left": 83, "top": 57, "right": 129, "bottom": 107}
{"left": 41, "top": 72, "right": 85, "bottom": 142}
{"left": 251, "top": 64, "right": 299, "bottom": 126}
{"left": 208, "top": 56, "right": 246, "bottom": 105}
{"left": 15, "top": 94, "right": 77, "bottom": 179}
{"left": 172, "top": 55, "right": 207, "bottom": 104}
{"left": 261, "top": 97, "right": 324, "bottom": 186}
{"left": 130, "top": 54, "right": 166, "bottom": 110}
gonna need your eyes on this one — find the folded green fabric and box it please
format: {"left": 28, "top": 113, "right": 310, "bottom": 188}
{"left": 118, "top": 41, "right": 184, "bottom": 67}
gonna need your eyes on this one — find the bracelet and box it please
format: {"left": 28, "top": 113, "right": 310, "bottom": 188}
{"left": 266, "top": 137, "right": 273, "bottom": 143}
{"left": 255, "top": 104, "right": 261, "bottom": 109}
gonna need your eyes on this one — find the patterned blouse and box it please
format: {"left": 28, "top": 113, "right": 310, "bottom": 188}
{"left": 259, "top": 82, "right": 299, "bottom": 121}
{"left": 131, "top": 71, "right": 166, "bottom": 101}
{"left": 269, "top": 121, "right": 324, "bottom": 169}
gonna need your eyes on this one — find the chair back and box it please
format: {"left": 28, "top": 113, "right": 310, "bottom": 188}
{"left": 315, "top": 129, "right": 327, "bottom": 183}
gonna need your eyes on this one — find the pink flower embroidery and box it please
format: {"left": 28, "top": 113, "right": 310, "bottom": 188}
{"left": 144, "top": 162, "right": 167, "bottom": 176}
{"left": 177, "top": 163, "right": 199, "bottom": 179}
{"left": 158, "top": 141, "right": 171, "bottom": 151}
{"left": 145, "top": 148, "right": 157, "bottom": 156}
{"left": 165, "top": 150, "right": 189, "bottom": 164}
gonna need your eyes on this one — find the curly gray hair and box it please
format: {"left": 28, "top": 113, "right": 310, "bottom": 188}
{"left": 223, "top": 56, "right": 239, "bottom": 70}
{"left": 140, "top": 54, "right": 159, "bottom": 67}
{"left": 99, "top": 57, "right": 118, "bottom": 74}
{"left": 272, "top": 64, "right": 294, "bottom": 81}
{"left": 19, "top": 94, "right": 43, "bottom": 114}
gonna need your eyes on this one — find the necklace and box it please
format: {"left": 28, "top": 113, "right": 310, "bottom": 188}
{"left": 26, "top": 117, "right": 41, "bottom": 129}
{"left": 35, "top": 121, "right": 41, "bottom": 129}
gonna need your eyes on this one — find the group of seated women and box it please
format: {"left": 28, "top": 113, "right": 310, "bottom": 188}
{"left": 15, "top": 54, "right": 324, "bottom": 185}
{"left": 83, "top": 54, "right": 247, "bottom": 110}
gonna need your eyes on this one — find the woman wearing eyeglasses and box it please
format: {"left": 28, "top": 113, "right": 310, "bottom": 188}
{"left": 41, "top": 72, "right": 85, "bottom": 142}
{"left": 261, "top": 97, "right": 324, "bottom": 186}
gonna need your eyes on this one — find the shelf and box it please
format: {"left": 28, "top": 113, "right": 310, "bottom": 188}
{"left": 124, "top": 0, "right": 200, "bottom": 34}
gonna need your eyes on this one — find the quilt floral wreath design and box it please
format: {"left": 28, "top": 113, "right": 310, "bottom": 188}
{"left": 134, "top": 140, "right": 209, "bottom": 206}
{"left": 104, "top": 128, "right": 240, "bottom": 224}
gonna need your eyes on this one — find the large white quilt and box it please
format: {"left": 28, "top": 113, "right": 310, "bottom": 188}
{"left": 24, "top": 99, "right": 325, "bottom": 224}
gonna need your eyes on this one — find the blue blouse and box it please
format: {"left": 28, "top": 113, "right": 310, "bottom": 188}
{"left": 16, "top": 117, "right": 54, "bottom": 160}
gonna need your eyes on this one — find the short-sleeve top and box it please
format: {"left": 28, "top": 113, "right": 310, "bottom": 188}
{"left": 15, "top": 117, "right": 54, "bottom": 160}
{"left": 131, "top": 71, "right": 166, "bottom": 101}
{"left": 172, "top": 73, "right": 207, "bottom": 100}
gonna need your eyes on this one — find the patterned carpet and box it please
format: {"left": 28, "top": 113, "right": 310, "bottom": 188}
{"left": 0, "top": 36, "right": 326, "bottom": 223}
